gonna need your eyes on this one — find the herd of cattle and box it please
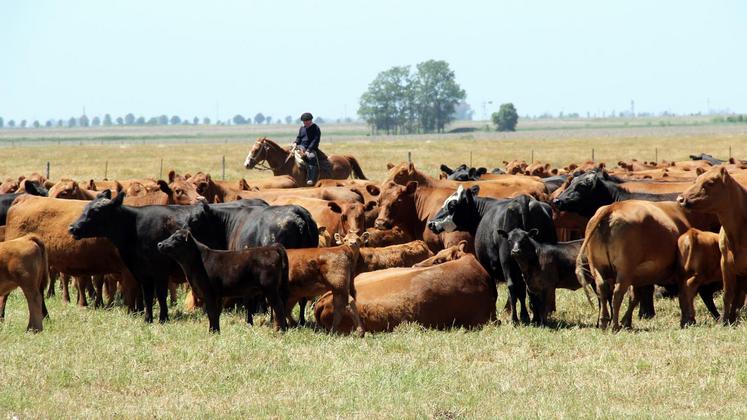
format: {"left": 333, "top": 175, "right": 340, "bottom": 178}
{"left": 1, "top": 147, "right": 746, "bottom": 335}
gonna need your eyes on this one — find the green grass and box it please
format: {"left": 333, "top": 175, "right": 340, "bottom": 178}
{"left": 3, "top": 123, "right": 747, "bottom": 417}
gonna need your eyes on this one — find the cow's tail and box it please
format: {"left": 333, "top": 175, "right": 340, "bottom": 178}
{"left": 27, "top": 234, "right": 50, "bottom": 318}
{"left": 346, "top": 156, "right": 367, "bottom": 180}
{"left": 575, "top": 223, "right": 601, "bottom": 310}
{"left": 277, "top": 245, "right": 290, "bottom": 307}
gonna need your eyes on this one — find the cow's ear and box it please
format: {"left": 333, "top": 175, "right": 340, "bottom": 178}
{"left": 407, "top": 162, "right": 415, "bottom": 174}
{"left": 115, "top": 181, "right": 123, "bottom": 193}
{"left": 696, "top": 167, "right": 705, "bottom": 176}
{"left": 361, "top": 232, "right": 370, "bottom": 244}
{"left": 497, "top": 229, "right": 508, "bottom": 238}
{"left": 365, "top": 184, "right": 380, "bottom": 196}
{"left": 405, "top": 181, "right": 418, "bottom": 194}
{"left": 168, "top": 170, "right": 177, "bottom": 183}
{"left": 18, "top": 175, "right": 25, "bottom": 183}
{"left": 439, "top": 173, "right": 447, "bottom": 180}
{"left": 551, "top": 169, "right": 558, "bottom": 175}
{"left": 719, "top": 166, "right": 729, "bottom": 179}
{"left": 327, "top": 201, "right": 342, "bottom": 214}
{"left": 158, "top": 180, "right": 172, "bottom": 195}
{"left": 529, "top": 228, "right": 539, "bottom": 238}
{"left": 457, "top": 240, "right": 467, "bottom": 252}
{"left": 96, "top": 189, "right": 112, "bottom": 200}
{"left": 183, "top": 173, "right": 192, "bottom": 180}
{"left": 386, "top": 163, "right": 395, "bottom": 170}
{"left": 213, "top": 194, "right": 222, "bottom": 203}
{"left": 239, "top": 178, "right": 250, "bottom": 190}
{"left": 469, "top": 185, "right": 480, "bottom": 197}
{"left": 318, "top": 226, "right": 327, "bottom": 234}
{"left": 468, "top": 168, "right": 476, "bottom": 178}
{"left": 440, "top": 164, "right": 452, "bottom": 175}
{"left": 333, "top": 232, "right": 343, "bottom": 244}
{"left": 88, "top": 179, "right": 97, "bottom": 190}
{"left": 365, "top": 201, "right": 377, "bottom": 211}
{"left": 111, "top": 190, "right": 125, "bottom": 206}
{"left": 204, "top": 173, "right": 211, "bottom": 182}
{"left": 477, "top": 167, "right": 487, "bottom": 176}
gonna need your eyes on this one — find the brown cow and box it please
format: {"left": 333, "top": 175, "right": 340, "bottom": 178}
{"left": 677, "top": 228, "right": 722, "bottom": 324}
{"left": 49, "top": 179, "right": 121, "bottom": 201}
{"left": 355, "top": 240, "right": 433, "bottom": 276}
{"left": 413, "top": 240, "right": 469, "bottom": 267}
{"left": 314, "top": 253, "right": 495, "bottom": 333}
{"left": 575, "top": 200, "right": 703, "bottom": 330}
{"left": 0, "top": 234, "right": 49, "bottom": 332}
{"left": 237, "top": 186, "right": 363, "bottom": 204}
{"left": 269, "top": 196, "right": 368, "bottom": 235}
{"left": 122, "top": 172, "right": 206, "bottom": 206}
{"left": 189, "top": 172, "right": 251, "bottom": 203}
{"left": 363, "top": 226, "right": 414, "bottom": 247}
{"left": 678, "top": 166, "right": 747, "bottom": 324}
{"left": 285, "top": 231, "right": 368, "bottom": 336}
{"left": 241, "top": 175, "right": 298, "bottom": 190}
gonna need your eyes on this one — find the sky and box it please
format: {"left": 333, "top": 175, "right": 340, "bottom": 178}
{"left": 1, "top": 0, "right": 746, "bottom": 123}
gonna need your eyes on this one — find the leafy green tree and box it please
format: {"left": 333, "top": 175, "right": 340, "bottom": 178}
{"left": 170, "top": 115, "right": 181, "bottom": 125}
{"left": 79, "top": 115, "right": 90, "bottom": 127}
{"left": 147, "top": 117, "right": 158, "bottom": 125}
{"left": 266, "top": 116, "right": 272, "bottom": 124}
{"left": 32, "top": 120, "right": 40, "bottom": 128}
{"left": 492, "top": 103, "right": 519, "bottom": 131}
{"left": 8, "top": 120, "right": 15, "bottom": 128}
{"left": 413, "top": 60, "right": 465, "bottom": 133}
{"left": 20, "top": 120, "right": 27, "bottom": 128}
{"left": 135, "top": 116, "right": 145, "bottom": 125}
{"left": 91, "top": 116, "right": 101, "bottom": 126}
{"left": 45, "top": 120, "right": 54, "bottom": 128}
{"left": 116, "top": 116, "right": 124, "bottom": 125}
{"left": 103, "top": 114, "right": 113, "bottom": 126}
{"left": 158, "top": 115, "right": 169, "bottom": 125}
{"left": 125, "top": 113, "right": 135, "bottom": 125}
{"left": 57, "top": 119, "right": 64, "bottom": 127}
{"left": 202, "top": 117, "right": 211, "bottom": 125}
{"left": 254, "top": 113, "right": 265, "bottom": 124}
{"left": 193, "top": 116, "right": 199, "bottom": 125}
{"left": 358, "top": 66, "right": 414, "bottom": 134}
{"left": 285, "top": 115, "right": 292, "bottom": 124}
{"left": 232, "top": 114, "right": 247, "bottom": 125}
{"left": 0, "top": 117, "right": 4, "bottom": 128}
{"left": 67, "top": 117, "right": 76, "bottom": 127}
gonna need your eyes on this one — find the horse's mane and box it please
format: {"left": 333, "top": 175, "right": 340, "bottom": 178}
{"left": 257, "top": 137, "right": 290, "bottom": 153}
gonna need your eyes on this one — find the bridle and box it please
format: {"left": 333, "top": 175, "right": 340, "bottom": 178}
{"left": 247, "top": 139, "right": 275, "bottom": 171}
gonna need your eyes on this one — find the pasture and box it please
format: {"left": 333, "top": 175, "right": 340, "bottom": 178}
{"left": 2, "top": 120, "right": 747, "bottom": 418}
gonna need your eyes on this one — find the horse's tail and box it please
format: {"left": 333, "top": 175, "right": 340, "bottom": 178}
{"left": 346, "top": 156, "right": 367, "bottom": 180}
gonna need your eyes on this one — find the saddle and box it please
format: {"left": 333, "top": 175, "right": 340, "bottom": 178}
{"left": 293, "top": 148, "right": 333, "bottom": 175}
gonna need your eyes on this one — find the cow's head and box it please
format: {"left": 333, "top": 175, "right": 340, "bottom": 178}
{"left": 22, "top": 180, "right": 49, "bottom": 197}
{"left": 552, "top": 169, "right": 611, "bottom": 217}
{"left": 499, "top": 228, "right": 539, "bottom": 270}
{"left": 49, "top": 179, "right": 85, "bottom": 200}
{"left": 427, "top": 185, "right": 480, "bottom": 234}
{"left": 157, "top": 228, "right": 194, "bottom": 259}
{"left": 677, "top": 166, "right": 731, "bottom": 213}
{"left": 384, "top": 162, "right": 417, "bottom": 185}
{"left": 69, "top": 190, "right": 125, "bottom": 240}
{"left": 374, "top": 181, "right": 417, "bottom": 230}
{"left": 189, "top": 172, "right": 215, "bottom": 200}
{"left": 159, "top": 171, "right": 206, "bottom": 205}
{"left": 329, "top": 201, "right": 367, "bottom": 235}
{"left": 412, "top": 240, "right": 469, "bottom": 267}
{"left": 334, "top": 229, "right": 369, "bottom": 251}
{"left": 0, "top": 177, "right": 21, "bottom": 194}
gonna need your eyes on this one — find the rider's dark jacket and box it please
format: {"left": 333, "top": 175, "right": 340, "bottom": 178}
{"left": 294, "top": 123, "right": 321, "bottom": 152}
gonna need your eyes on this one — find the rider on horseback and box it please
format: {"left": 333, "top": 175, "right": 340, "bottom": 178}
{"left": 294, "top": 112, "right": 321, "bottom": 185}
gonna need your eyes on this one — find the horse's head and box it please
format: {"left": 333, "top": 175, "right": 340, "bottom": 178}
{"left": 244, "top": 137, "right": 269, "bottom": 169}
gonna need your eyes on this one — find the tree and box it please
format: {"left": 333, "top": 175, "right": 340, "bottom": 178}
{"left": 266, "top": 116, "right": 273, "bottom": 124}
{"left": 158, "top": 115, "right": 169, "bottom": 125}
{"left": 358, "top": 65, "right": 414, "bottom": 134}
{"left": 232, "top": 114, "right": 247, "bottom": 125}
{"left": 116, "top": 116, "right": 124, "bottom": 125}
{"left": 452, "top": 100, "right": 474, "bottom": 120}
{"left": 193, "top": 116, "right": 199, "bottom": 125}
{"left": 103, "top": 114, "right": 113, "bottom": 126}
{"left": 285, "top": 115, "right": 292, "bottom": 124}
{"left": 57, "top": 119, "right": 64, "bottom": 127}
{"left": 147, "top": 117, "right": 158, "bottom": 125}
{"left": 33, "top": 120, "right": 40, "bottom": 128}
{"left": 92, "top": 116, "right": 101, "bottom": 126}
{"left": 20, "top": 120, "right": 27, "bottom": 128}
{"left": 79, "top": 115, "right": 90, "bottom": 127}
{"left": 413, "top": 60, "right": 465, "bottom": 133}
{"left": 135, "top": 116, "right": 145, "bottom": 125}
{"left": 67, "top": 117, "right": 77, "bottom": 127}
{"left": 125, "top": 113, "right": 135, "bottom": 125}
{"left": 170, "top": 115, "right": 181, "bottom": 125}
{"left": 0, "top": 117, "right": 3, "bottom": 128}
{"left": 254, "top": 113, "right": 265, "bottom": 124}
{"left": 316, "top": 117, "right": 325, "bottom": 124}
{"left": 8, "top": 120, "right": 15, "bottom": 128}
{"left": 45, "top": 120, "right": 53, "bottom": 128}
{"left": 492, "top": 103, "right": 519, "bottom": 132}
{"left": 202, "top": 117, "right": 211, "bottom": 125}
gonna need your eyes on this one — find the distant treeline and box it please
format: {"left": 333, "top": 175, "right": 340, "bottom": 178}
{"left": 0, "top": 113, "right": 336, "bottom": 129}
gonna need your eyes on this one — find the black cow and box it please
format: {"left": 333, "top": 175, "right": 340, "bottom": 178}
{"left": 500, "top": 228, "right": 584, "bottom": 315}
{"left": 68, "top": 192, "right": 317, "bottom": 324}
{"left": 440, "top": 164, "right": 487, "bottom": 181}
{"left": 552, "top": 169, "right": 678, "bottom": 218}
{"left": 541, "top": 175, "right": 568, "bottom": 195}
{"left": 157, "top": 229, "right": 289, "bottom": 333}
{"left": 0, "top": 181, "right": 49, "bottom": 225}
{"left": 427, "top": 186, "right": 557, "bottom": 324}
{"left": 689, "top": 153, "right": 723, "bottom": 165}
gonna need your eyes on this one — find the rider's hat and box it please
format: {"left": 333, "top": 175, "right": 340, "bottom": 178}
{"left": 300, "top": 112, "right": 313, "bottom": 121}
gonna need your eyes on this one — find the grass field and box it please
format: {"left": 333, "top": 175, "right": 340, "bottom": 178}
{"left": 2, "top": 121, "right": 747, "bottom": 418}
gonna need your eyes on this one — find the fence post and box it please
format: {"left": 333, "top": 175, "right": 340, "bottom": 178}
{"left": 104, "top": 160, "right": 108, "bottom": 180}
{"left": 655, "top": 148, "right": 658, "bottom": 163}
{"left": 730, "top": 146, "right": 733, "bottom": 160}
{"left": 159, "top": 158, "right": 163, "bottom": 179}
{"left": 531, "top": 149, "right": 534, "bottom": 163}
{"left": 470, "top": 151, "right": 473, "bottom": 167}
{"left": 591, "top": 148, "right": 595, "bottom": 161}
{"left": 407, "top": 151, "right": 411, "bottom": 164}
{"left": 46, "top": 162, "right": 50, "bottom": 180}
{"left": 222, "top": 155, "right": 226, "bottom": 180}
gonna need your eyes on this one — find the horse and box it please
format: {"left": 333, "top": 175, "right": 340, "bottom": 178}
{"left": 243, "top": 137, "right": 367, "bottom": 185}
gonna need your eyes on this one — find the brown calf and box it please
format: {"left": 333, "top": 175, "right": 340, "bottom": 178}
{"left": 0, "top": 235, "right": 50, "bottom": 332}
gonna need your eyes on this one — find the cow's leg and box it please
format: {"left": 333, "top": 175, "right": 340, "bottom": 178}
{"left": 244, "top": 296, "right": 254, "bottom": 326}
{"left": 347, "top": 296, "right": 365, "bottom": 337}
{"left": 636, "top": 284, "right": 656, "bottom": 319}
{"left": 155, "top": 278, "right": 169, "bottom": 323}
{"left": 168, "top": 280, "right": 178, "bottom": 307}
{"left": 721, "top": 253, "right": 737, "bottom": 325}
{"left": 698, "top": 284, "right": 720, "bottom": 320}
{"left": 297, "top": 298, "right": 308, "bottom": 326}
{"left": 61, "top": 273, "right": 71, "bottom": 303}
{"left": 0, "top": 293, "right": 8, "bottom": 320}
{"left": 545, "top": 287, "right": 556, "bottom": 314}
{"left": 120, "top": 271, "right": 140, "bottom": 313}
{"left": 75, "top": 276, "right": 89, "bottom": 307}
{"left": 46, "top": 270, "right": 57, "bottom": 298}
{"left": 264, "top": 287, "right": 288, "bottom": 332}
{"left": 611, "top": 281, "right": 629, "bottom": 332}
{"left": 596, "top": 281, "right": 611, "bottom": 329}
{"left": 679, "top": 276, "right": 698, "bottom": 327}
{"left": 330, "top": 292, "right": 348, "bottom": 334}
{"left": 283, "top": 297, "right": 299, "bottom": 327}
{"left": 204, "top": 295, "right": 221, "bottom": 333}
{"left": 103, "top": 275, "right": 117, "bottom": 307}
{"left": 142, "top": 281, "right": 155, "bottom": 323}
{"left": 20, "top": 284, "right": 44, "bottom": 332}
{"left": 184, "top": 290, "right": 198, "bottom": 312}
{"left": 621, "top": 286, "right": 641, "bottom": 329}
{"left": 92, "top": 275, "right": 104, "bottom": 308}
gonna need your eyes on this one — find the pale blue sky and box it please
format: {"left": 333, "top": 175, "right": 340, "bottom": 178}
{"left": 1, "top": 0, "right": 745, "bottom": 123}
